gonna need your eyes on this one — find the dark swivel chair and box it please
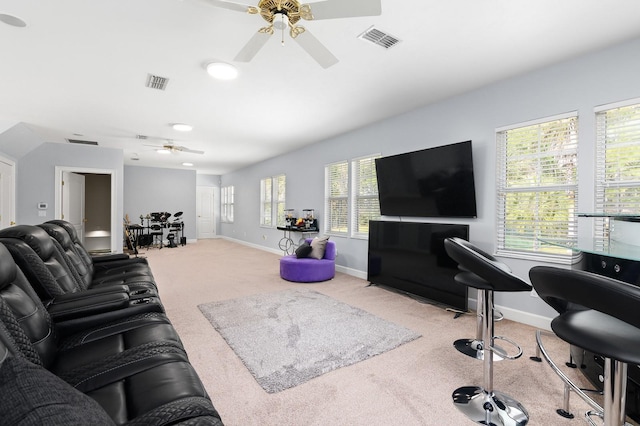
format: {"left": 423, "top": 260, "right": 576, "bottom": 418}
{"left": 530, "top": 266, "right": 640, "bottom": 426}
{"left": 444, "top": 237, "right": 531, "bottom": 425}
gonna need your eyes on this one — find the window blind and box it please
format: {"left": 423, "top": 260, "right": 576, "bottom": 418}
{"left": 260, "top": 175, "right": 286, "bottom": 227}
{"left": 351, "top": 155, "right": 380, "bottom": 238}
{"left": 325, "top": 161, "right": 349, "bottom": 234}
{"left": 275, "top": 174, "right": 286, "bottom": 227}
{"left": 260, "top": 177, "right": 272, "bottom": 226}
{"left": 221, "top": 186, "right": 234, "bottom": 223}
{"left": 496, "top": 114, "right": 578, "bottom": 259}
{"left": 595, "top": 101, "right": 640, "bottom": 242}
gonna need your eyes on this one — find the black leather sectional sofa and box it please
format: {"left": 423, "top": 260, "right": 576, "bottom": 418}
{"left": 0, "top": 221, "right": 223, "bottom": 425}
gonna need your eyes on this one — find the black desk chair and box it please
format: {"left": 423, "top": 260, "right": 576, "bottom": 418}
{"left": 530, "top": 266, "right": 640, "bottom": 426}
{"left": 444, "top": 237, "right": 531, "bottom": 425}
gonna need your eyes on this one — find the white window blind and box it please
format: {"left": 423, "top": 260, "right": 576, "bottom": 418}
{"left": 595, "top": 101, "right": 640, "bottom": 241}
{"left": 496, "top": 114, "right": 579, "bottom": 259}
{"left": 221, "top": 186, "right": 234, "bottom": 223}
{"left": 325, "top": 161, "right": 349, "bottom": 234}
{"left": 260, "top": 177, "right": 273, "bottom": 227}
{"left": 275, "top": 174, "right": 286, "bottom": 227}
{"left": 260, "top": 175, "right": 286, "bottom": 227}
{"left": 351, "top": 155, "right": 381, "bottom": 238}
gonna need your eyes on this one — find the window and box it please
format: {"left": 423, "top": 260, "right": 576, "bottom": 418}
{"left": 221, "top": 186, "right": 234, "bottom": 223}
{"left": 351, "top": 155, "right": 380, "bottom": 238}
{"left": 595, "top": 100, "right": 640, "bottom": 241}
{"left": 325, "top": 161, "right": 349, "bottom": 234}
{"left": 496, "top": 113, "right": 579, "bottom": 260}
{"left": 324, "top": 154, "right": 380, "bottom": 237}
{"left": 260, "top": 174, "right": 286, "bottom": 227}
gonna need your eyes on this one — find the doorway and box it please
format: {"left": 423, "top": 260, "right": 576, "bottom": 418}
{"left": 0, "top": 155, "right": 15, "bottom": 229}
{"left": 55, "top": 167, "right": 118, "bottom": 253}
{"left": 196, "top": 186, "right": 216, "bottom": 239}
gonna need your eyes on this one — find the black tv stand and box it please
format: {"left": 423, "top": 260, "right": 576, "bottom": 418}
{"left": 367, "top": 220, "right": 469, "bottom": 312}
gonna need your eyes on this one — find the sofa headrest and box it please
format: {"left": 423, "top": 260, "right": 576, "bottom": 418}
{"left": 0, "top": 225, "right": 54, "bottom": 260}
{"left": 0, "top": 244, "right": 18, "bottom": 291}
{"left": 38, "top": 224, "right": 73, "bottom": 251}
{"left": 44, "top": 220, "right": 78, "bottom": 243}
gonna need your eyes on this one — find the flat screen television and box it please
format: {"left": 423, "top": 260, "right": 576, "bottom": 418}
{"left": 375, "top": 140, "right": 478, "bottom": 218}
{"left": 368, "top": 220, "right": 469, "bottom": 311}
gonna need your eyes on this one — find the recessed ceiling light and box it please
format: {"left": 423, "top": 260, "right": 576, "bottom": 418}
{"left": 172, "top": 123, "right": 193, "bottom": 132}
{"left": 0, "top": 14, "right": 27, "bottom": 28}
{"left": 206, "top": 62, "right": 238, "bottom": 80}
{"left": 182, "top": 162, "right": 194, "bottom": 167}
{"left": 156, "top": 149, "right": 171, "bottom": 155}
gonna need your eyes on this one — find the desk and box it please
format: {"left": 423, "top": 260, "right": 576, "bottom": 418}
{"left": 276, "top": 226, "right": 319, "bottom": 255}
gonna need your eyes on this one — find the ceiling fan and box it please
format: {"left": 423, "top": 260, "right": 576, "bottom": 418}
{"left": 144, "top": 140, "right": 205, "bottom": 155}
{"left": 202, "top": 0, "right": 382, "bottom": 68}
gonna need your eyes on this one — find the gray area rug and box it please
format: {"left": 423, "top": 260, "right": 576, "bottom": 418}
{"left": 198, "top": 289, "right": 421, "bottom": 393}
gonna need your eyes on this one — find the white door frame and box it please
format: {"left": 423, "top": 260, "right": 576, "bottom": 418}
{"left": 0, "top": 154, "right": 15, "bottom": 229}
{"left": 55, "top": 166, "right": 118, "bottom": 253}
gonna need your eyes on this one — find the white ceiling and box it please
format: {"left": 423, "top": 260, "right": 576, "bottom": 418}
{"left": 1, "top": 0, "right": 640, "bottom": 174}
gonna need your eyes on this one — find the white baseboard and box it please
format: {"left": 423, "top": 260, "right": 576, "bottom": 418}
{"left": 220, "top": 237, "right": 554, "bottom": 331}
{"left": 467, "top": 298, "right": 552, "bottom": 331}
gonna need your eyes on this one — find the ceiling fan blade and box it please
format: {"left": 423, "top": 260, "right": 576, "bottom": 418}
{"left": 294, "top": 29, "right": 339, "bottom": 69}
{"left": 304, "top": 0, "right": 381, "bottom": 20}
{"left": 199, "top": 0, "right": 254, "bottom": 13}
{"left": 234, "top": 30, "right": 272, "bottom": 62}
{"left": 178, "top": 148, "right": 205, "bottom": 155}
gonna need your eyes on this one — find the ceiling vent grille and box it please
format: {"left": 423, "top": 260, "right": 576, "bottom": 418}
{"left": 67, "top": 139, "right": 98, "bottom": 146}
{"left": 358, "top": 26, "right": 401, "bottom": 49}
{"left": 136, "top": 134, "right": 148, "bottom": 140}
{"left": 146, "top": 74, "right": 169, "bottom": 90}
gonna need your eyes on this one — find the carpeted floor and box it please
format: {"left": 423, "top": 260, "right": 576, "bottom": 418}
{"left": 142, "top": 238, "right": 604, "bottom": 426}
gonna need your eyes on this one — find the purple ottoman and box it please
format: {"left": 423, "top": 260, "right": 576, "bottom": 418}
{"left": 280, "top": 240, "right": 336, "bottom": 283}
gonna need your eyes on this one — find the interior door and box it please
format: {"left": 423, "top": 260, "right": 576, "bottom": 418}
{"left": 62, "top": 171, "right": 85, "bottom": 243}
{"left": 196, "top": 186, "right": 215, "bottom": 239}
{"left": 0, "top": 158, "right": 15, "bottom": 229}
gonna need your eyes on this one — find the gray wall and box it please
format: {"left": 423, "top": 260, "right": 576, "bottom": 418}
{"left": 16, "top": 142, "right": 124, "bottom": 249}
{"left": 220, "top": 37, "right": 640, "bottom": 321}
{"left": 123, "top": 166, "right": 197, "bottom": 240}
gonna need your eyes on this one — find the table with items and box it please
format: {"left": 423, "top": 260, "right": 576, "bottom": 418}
{"left": 277, "top": 218, "right": 318, "bottom": 255}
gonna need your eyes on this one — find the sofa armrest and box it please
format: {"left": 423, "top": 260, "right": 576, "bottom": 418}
{"left": 48, "top": 291, "right": 130, "bottom": 322}
{"left": 48, "top": 285, "right": 130, "bottom": 305}
{"left": 91, "top": 253, "right": 131, "bottom": 263}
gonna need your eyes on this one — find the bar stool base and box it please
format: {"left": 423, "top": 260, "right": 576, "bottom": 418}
{"left": 454, "top": 339, "right": 505, "bottom": 362}
{"left": 452, "top": 386, "right": 529, "bottom": 426}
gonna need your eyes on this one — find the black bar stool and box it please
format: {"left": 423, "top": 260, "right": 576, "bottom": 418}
{"left": 530, "top": 266, "right": 640, "bottom": 426}
{"left": 444, "top": 237, "right": 531, "bottom": 425}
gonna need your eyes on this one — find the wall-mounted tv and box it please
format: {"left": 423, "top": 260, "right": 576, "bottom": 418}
{"left": 375, "top": 141, "right": 478, "bottom": 218}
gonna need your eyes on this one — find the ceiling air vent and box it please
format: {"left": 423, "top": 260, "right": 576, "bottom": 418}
{"left": 358, "top": 26, "right": 401, "bottom": 49}
{"left": 67, "top": 139, "right": 98, "bottom": 146}
{"left": 136, "top": 134, "right": 148, "bottom": 140}
{"left": 146, "top": 73, "right": 169, "bottom": 91}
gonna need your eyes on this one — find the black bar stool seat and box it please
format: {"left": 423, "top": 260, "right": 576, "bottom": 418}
{"left": 530, "top": 266, "right": 640, "bottom": 425}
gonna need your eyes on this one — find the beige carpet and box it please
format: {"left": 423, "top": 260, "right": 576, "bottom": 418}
{"left": 142, "top": 239, "right": 602, "bottom": 426}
